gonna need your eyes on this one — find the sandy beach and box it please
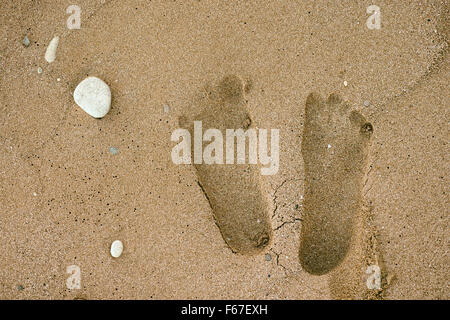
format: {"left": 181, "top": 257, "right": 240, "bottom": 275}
{"left": 0, "top": 0, "right": 448, "bottom": 299}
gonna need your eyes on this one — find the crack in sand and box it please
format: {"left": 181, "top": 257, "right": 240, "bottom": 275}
{"left": 274, "top": 218, "right": 302, "bottom": 232}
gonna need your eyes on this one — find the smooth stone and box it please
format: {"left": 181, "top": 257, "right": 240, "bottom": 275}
{"left": 110, "top": 240, "right": 123, "bottom": 258}
{"left": 23, "top": 36, "right": 30, "bottom": 47}
{"left": 74, "top": 77, "right": 111, "bottom": 118}
{"left": 109, "top": 147, "right": 118, "bottom": 155}
{"left": 45, "top": 36, "right": 59, "bottom": 63}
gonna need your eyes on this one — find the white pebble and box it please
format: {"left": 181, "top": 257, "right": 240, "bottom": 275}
{"left": 74, "top": 77, "right": 111, "bottom": 118}
{"left": 364, "top": 100, "right": 371, "bottom": 107}
{"left": 343, "top": 81, "right": 348, "bottom": 87}
{"left": 45, "top": 36, "right": 59, "bottom": 63}
{"left": 110, "top": 240, "right": 123, "bottom": 258}
{"left": 327, "top": 144, "right": 332, "bottom": 149}
{"left": 37, "top": 67, "right": 43, "bottom": 74}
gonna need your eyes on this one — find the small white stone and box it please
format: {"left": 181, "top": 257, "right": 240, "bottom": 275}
{"left": 163, "top": 105, "right": 169, "bottom": 113}
{"left": 33, "top": 192, "right": 37, "bottom": 197}
{"left": 57, "top": 78, "right": 61, "bottom": 82}
{"left": 110, "top": 240, "right": 123, "bottom": 258}
{"left": 45, "top": 36, "right": 59, "bottom": 63}
{"left": 343, "top": 81, "right": 348, "bottom": 87}
{"left": 74, "top": 77, "right": 111, "bottom": 118}
{"left": 327, "top": 144, "right": 332, "bottom": 149}
{"left": 37, "top": 67, "right": 43, "bottom": 74}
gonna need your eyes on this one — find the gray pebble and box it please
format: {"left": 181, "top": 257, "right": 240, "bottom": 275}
{"left": 23, "top": 36, "right": 30, "bottom": 47}
{"left": 109, "top": 147, "right": 118, "bottom": 155}
{"left": 265, "top": 253, "right": 272, "bottom": 261}
{"left": 364, "top": 100, "right": 371, "bottom": 107}
{"left": 17, "top": 285, "right": 24, "bottom": 291}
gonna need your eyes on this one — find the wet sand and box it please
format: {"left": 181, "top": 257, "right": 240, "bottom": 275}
{"left": 0, "top": 0, "right": 448, "bottom": 299}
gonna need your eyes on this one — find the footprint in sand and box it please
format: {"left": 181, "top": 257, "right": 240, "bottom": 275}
{"left": 180, "top": 75, "right": 272, "bottom": 255}
{"left": 299, "top": 92, "right": 373, "bottom": 275}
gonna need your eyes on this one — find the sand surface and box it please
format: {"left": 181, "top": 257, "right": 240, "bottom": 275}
{"left": 0, "top": 0, "right": 448, "bottom": 299}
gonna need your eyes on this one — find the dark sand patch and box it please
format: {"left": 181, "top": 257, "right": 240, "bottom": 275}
{"left": 299, "top": 92, "right": 373, "bottom": 275}
{"left": 180, "top": 75, "right": 272, "bottom": 255}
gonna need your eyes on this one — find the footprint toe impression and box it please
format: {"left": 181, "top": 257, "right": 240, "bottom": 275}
{"left": 299, "top": 93, "right": 373, "bottom": 275}
{"left": 181, "top": 75, "right": 272, "bottom": 255}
